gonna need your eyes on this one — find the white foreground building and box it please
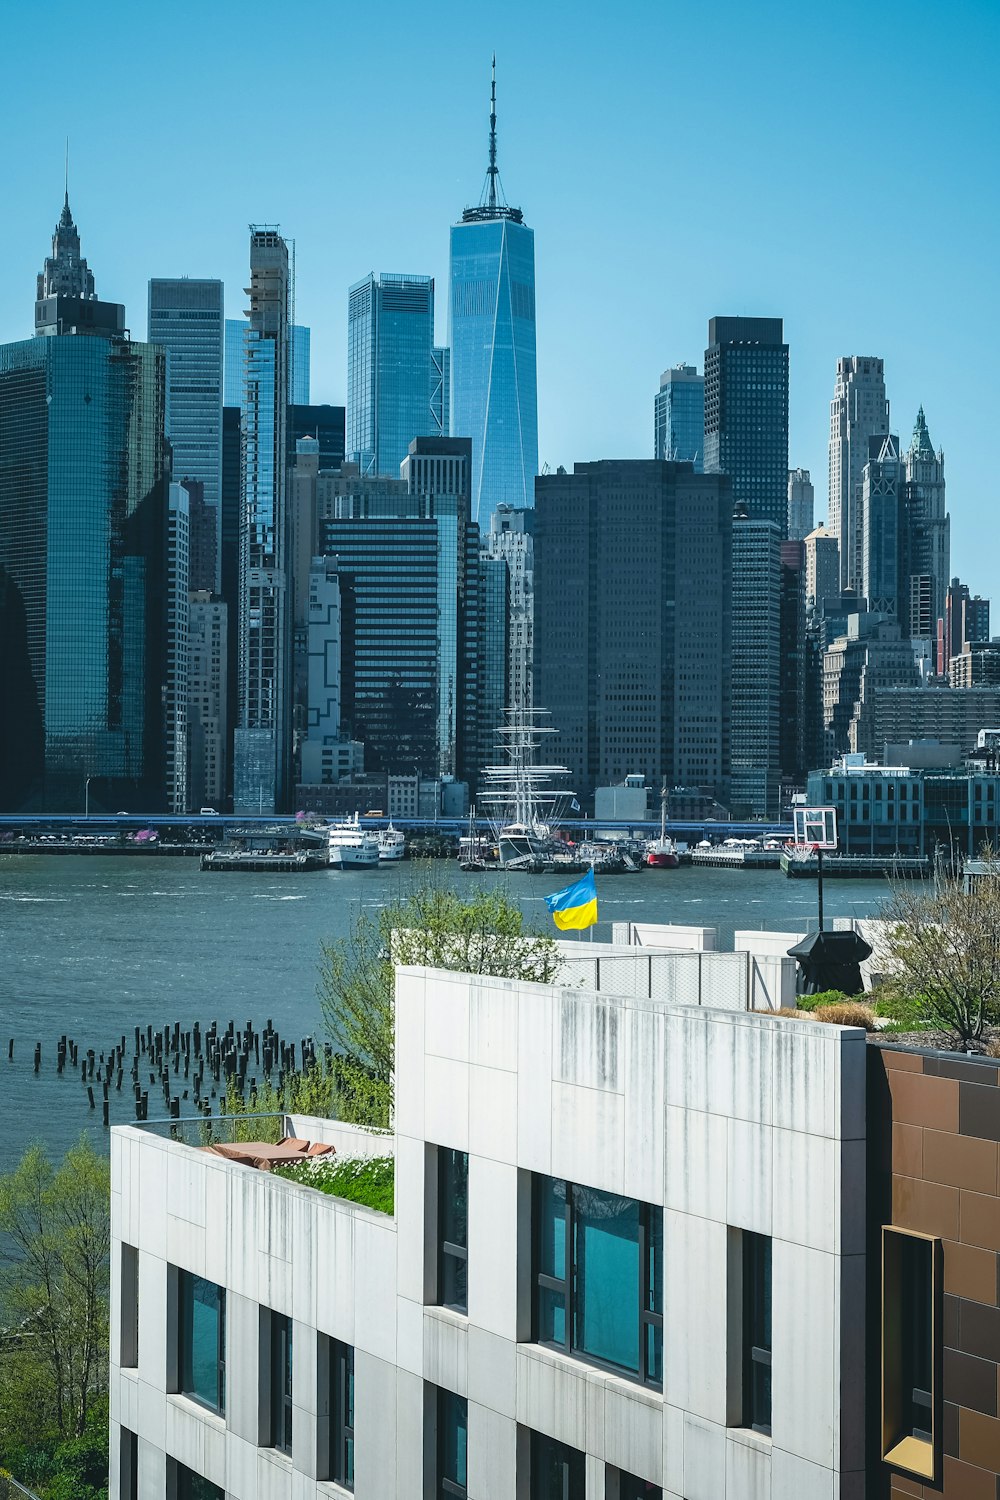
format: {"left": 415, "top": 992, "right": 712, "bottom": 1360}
{"left": 110, "top": 964, "right": 866, "bottom": 1499}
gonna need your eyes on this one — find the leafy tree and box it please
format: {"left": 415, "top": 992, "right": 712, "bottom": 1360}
{"left": 0, "top": 1137, "right": 110, "bottom": 1450}
{"left": 874, "top": 859, "right": 1000, "bottom": 1047}
{"left": 319, "top": 878, "right": 561, "bottom": 1126}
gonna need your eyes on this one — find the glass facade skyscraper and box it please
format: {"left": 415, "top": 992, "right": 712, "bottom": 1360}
{"left": 347, "top": 273, "right": 436, "bottom": 477}
{"left": 0, "top": 322, "right": 168, "bottom": 811}
{"left": 290, "top": 325, "right": 310, "bottom": 405}
{"left": 653, "top": 363, "right": 704, "bottom": 469}
{"left": 233, "top": 228, "right": 292, "bottom": 814}
{"left": 148, "top": 278, "right": 224, "bottom": 591}
{"left": 449, "top": 65, "right": 538, "bottom": 527}
{"left": 704, "top": 316, "right": 789, "bottom": 535}
{"left": 225, "top": 318, "right": 308, "bottom": 407}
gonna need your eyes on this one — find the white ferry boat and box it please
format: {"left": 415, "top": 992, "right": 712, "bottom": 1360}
{"left": 327, "top": 814, "right": 379, "bottom": 869}
{"left": 377, "top": 824, "right": 406, "bottom": 862}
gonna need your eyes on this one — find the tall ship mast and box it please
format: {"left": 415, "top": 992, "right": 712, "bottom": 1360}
{"left": 478, "top": 709, "right": 575, "bottom": 865}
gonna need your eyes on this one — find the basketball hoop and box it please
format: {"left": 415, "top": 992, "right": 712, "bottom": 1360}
{"left": 788, "top": 843, "right": 816, "bottom": 864}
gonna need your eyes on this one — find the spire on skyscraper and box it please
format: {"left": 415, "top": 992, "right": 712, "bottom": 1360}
{"left": 910, "top": 406, "right": 936, "bottom": 460}
{"left": 462, "top": 58, "right": 523, "bottom": 225}
{"left": 37, "top": 177, "right": 96, "bottom": 305}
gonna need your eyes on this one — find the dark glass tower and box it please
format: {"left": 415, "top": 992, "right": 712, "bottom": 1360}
{"left": 0, "top": 195, "right": 168, "bottom": 811}
{"left": 704, "top": 317, "right": 789, "bottom": 535}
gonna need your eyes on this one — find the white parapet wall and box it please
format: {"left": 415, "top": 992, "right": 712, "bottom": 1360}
{"left": 611, "top": 921, "right": 718, "bottom": 951}
{"left": 110, "top": 964, "right": 867, "bottom": 1500}
{"left": 556, "top": 940, "right": 797, "bottom": 1012}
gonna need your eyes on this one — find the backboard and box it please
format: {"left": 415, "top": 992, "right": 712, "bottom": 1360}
{"left": 792, "top": 805, "right": 838, "bottom": 850}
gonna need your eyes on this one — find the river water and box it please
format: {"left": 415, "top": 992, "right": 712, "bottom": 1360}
{"left": 0, "top": 855, "right": 891, "bottom": 1171}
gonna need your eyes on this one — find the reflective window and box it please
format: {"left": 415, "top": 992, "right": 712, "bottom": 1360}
{"left": 609, "top": 1471, "right": 662, "bottom": 1500}
{"left": 438, "top": 1147, "right": 469, "bottom": 1314}
{"left": 742, "top": 1232, "right": 772, "bottom": 1435}
{"left": 174, "top": 1460, "right": 224, "bottom": 1500}
{"left": 529, "top": 1428, "right": 584, "bottom": 1500}
{"left": 326, "top": 1336, "right": 354, "bottom": 1489}
{"left": 270, "top": 1311, "right": 293, "bottom": 1454}
{"left": 436, "top": 1387, "right": 468, "bottom": 1498}
{"left": 533, "top": 1176, "right": 662, "bottom": 1386}
{"left": 178, "top": 1272, "right": 225, "bottom": 1413}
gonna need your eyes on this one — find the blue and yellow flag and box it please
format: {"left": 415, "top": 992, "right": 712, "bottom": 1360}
{"left": 544, "top": 867, "right": 598, "bottom": 931}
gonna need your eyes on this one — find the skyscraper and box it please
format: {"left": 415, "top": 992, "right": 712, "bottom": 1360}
{"left": 904, "top": 407, "right": 949, "bottom": 638}
{"left": 828, "top": 356, "right": 890, "bottom": 592}
{"left": 223, "top": 318, "right": 246, "bottom": 406}
{"left": 148, "top": 278, "right": 224, "bottom": 591}
{"left": 165, "top": 482, "right": 190, "bottom": 813}
{"left": 731, "top": 511, "right": 782, "bottom": 817}
{"left": 787, "top": 467, "right": 814, "bottom": 541}
{"left": 533, "top": 461, "right": 732, "bottom": 800}
{"left": 943, "top": 578, "right": 991, "bottom": 675}
{"left": 653, "top": 364, "right": 704, "bottom": 468}
{"left": 861, "top": 433, "right": 906, "bottom": 618}
{"left": 803, "top": 524, "right": 841, "bottom": 611}
{"left": 484, "top": 505, "right": 533, "bottom": 711}
{"left": 188, "top": 592, "right": 227, "bottom": 811}
{"left": 315, "top": 439, "right": 486, "bottom": 783}
{"left": 449, "top": 61, "right": 538, "bottom": 526}
{"left": 0, "top": 193, "right": 168, "bottom": 811}
{"left": 225, "top": 317, "right": 309, "bottom": 406}
{"left": 347, "top": 273, "right": 436, "bottom": 476}
{"left": 233, "top": 227, "right": 292, "bottom": 814}
{"left": 290, "top": 324, "right": 310, "bottom": 405}
{"left": 704, "top": 317, "right": 788, "bottom": 534}
{"left": 431, "top": 345, "right": 450, "bottom": 438}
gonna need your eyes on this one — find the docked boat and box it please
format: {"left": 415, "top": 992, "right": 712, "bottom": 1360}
{"left": 478, "top": 709, "right": 576, "bottom": 868}
{"left": 377, "top": 824, "right": 406, "bottom": 862}
{"left": 328, "top": 814, "right": 379, "bottom": 869}
{"left": 646, "top": 785, "right": 680, "bottom": 868}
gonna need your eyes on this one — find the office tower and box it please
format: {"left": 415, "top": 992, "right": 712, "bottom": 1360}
{"left": 449, "top": 62, "right": 538, "bottom": 524}
{"left": 223, "top": 318, "right": 246, "bottom": 405}
{"left": 803, "top": 524, "right": 841, "bottom": 612}
{"left": 779, "top": 539, "right": 806, "bottom": 788}
{"left": 731, "top": 511, "right": 782, "bottom": 817}
{"left": 347, "top": 273, "right": 436, "bottom": 477}
{"left": 165, "top": 483, "right": 190, "bottom": 813}
{"left": 233, "top": 227, "right": 292, "bottom": 815}
{"left": 148, "top": 279, "right": 224, "bottom": 590}
{"left": 478, "top": 553, "right": 510, "bottom": 763}
{"left": 853, "top": 684, "right": 1000, "bottom": 761}
{"left": 188, "top": 592, "right": 227, "bottom": 810}
{"left": 431, "top": 346, "right": 450, "bottom": 437}
{"left": 290, "top": 324, "right": 310, "bottom": 405}
{"left": 828, "top": 356, "right": 890, "bottom": 592}
{"left": 943, "top": 578, "right": 991, "bottom": 674}
{"left": 653, "top": 363, "right": 704, "bottom": 468}
{"left": 298, "top": 555, "right": 360, "bottom": 788}
{"left": 787, "top": 467, "right": 814, "bottom": 541}
{"left": 182, "top": 479, "right": 215, "bottom": 595}
{"left": 220, "top": 405, "right": 241, "bottom": 804}
{"left": 823, "top": 616, "right": 919, "bottom": 755}
{"left": 861, "top": 433, "right": 906, "bottom": 617}
{"left": 290, "top": 436, "right": 320, "bottom": 756}
{"left": 34, "top": 188, "right": 124, "bottom": 339}
{"left": 288, "top": 404, "right": 346, "bottom": 470}
{"left": 316, "top": 438, "right": 483, "bottom": 783}
{"left": 704, "top": 317, "right": 788, "bottom": 534}
{"left": 533, "top": 460, "right": 732, "bottom": 800}
{"left": 484, "top": 505, "right": 534, "bottom": 711}
{"left": 0, "top": 193, "right": 168, "bottom": 811}
{"left": 904, "top": 407, "right": 949, "bottom": 637}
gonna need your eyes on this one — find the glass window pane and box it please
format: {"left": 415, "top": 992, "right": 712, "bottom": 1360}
{"left": 530, "top": 1429, "right": 585, "bottom": 1500}
{"left": 442, "top": 1250, "right": 467, "bottom": 1313}
{"left": 536, "top": 1176, "right": 566, "bottom": 1279}
{"left": 646, "top": 1207, "right": 663, "bottom": 1315}
{"left": 179, "top": 1274, "right": 224, "bottom": 1412}
{"left": 646, "top": 1322, "right": 663, "bottom": 1387}
{"left": 572, "top": 1185, "right": 640, "bottom": 1372}
{"left": 439, "top": 1388, "right": 468, "bottom": 1492}
{"left": 440, "top": 1149, "right": 469, "bottom": 1248}
{"left": 537, "top": 1285, "right": 566, "bottom": 1346}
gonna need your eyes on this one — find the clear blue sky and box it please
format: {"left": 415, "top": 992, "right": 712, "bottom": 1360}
{"left": 2, "top": 0, "right": 997, "bottom": 587}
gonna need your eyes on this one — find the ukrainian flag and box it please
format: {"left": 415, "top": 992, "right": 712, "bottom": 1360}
{"left": 544, "top": 867, "right": 598, "bottom": 931}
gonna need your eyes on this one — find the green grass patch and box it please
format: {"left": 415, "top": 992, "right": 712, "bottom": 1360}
{"left": 274, "top": 1154, "right": 394, "bottom": 1214}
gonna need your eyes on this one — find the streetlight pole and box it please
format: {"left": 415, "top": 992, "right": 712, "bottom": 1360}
{"left": 85, "top": 776, "right": 93, "bottom": 819}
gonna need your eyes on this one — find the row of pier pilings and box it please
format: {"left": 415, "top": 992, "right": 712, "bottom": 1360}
{"left": 7, "top": 1021, "right": 330, "bottom": 1130}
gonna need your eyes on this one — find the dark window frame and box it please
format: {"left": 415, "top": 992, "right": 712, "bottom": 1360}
{"left": 330, "top": 1337, "right": 355, "bottom": 1490}
{"left": 532, "top": 1175, "right": 663, "bottom": 1389}
{"left": 437, "top": 1147, "right": 469, "bottom": 1315}
{"left": 270, "top": 1311, "right": 293, "bottom": 1455}
{"left": 742, "top": 1231, "right": 772, "bottom": 1435}
{"left": 436, "top": 1386, "right": 468, "bottom": 1498}
{"left": 177, "top": 1271, "right": 226, "bottom": 1414}
{"left": 529, "top": 1427, "right": 585, "bottom": 1500}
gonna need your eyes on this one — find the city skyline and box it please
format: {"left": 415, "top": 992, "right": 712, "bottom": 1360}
{"left": 1, "top": 0, "right": 995, "bottom": 582}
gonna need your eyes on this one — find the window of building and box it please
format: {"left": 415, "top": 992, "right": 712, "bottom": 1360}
{"left": 742, "top": 1232, "right": 772, "bottom": 1435}
{"left": 321, "top": 1335, "right": 355, "bottom": 1489}
{"left": 171, "top": 1460, "right": 224, "bottom": 1500}
{"left": 435, "top": 1386, "right": 468, "bottom": 1498}
{"left": 269, "top": 1311, "right": 293, "bottom": 1455}
{"left": 528, "top": 1429, "right": 585, "bottom": 1499}
{"left": 119, "top": 1428, "right": 138, "bottom": 1500}
{"left": 533, "top": 1176, "right": 662, "bottom": 1386}
{"left": 178, "top": 1272, "right": 225, "bottom": 1413}
{"left": 606, "top": 1471, "right": 662, "bottom": 1500}
{"left": 120, "top": 1244, "right": 139, "bottom": 1368}
{"left": 438, "top": 1147, "right": 469, "bottom": 1314}
{"left": 882, "top": 1226, "right": 939, "bottom": 1480}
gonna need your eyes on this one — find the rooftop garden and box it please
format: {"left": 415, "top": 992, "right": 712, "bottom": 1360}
{"left": 273, "top": 1153, "right": 395, "bottom": 1214}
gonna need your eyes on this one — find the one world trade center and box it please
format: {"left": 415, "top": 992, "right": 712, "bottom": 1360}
{"left": 449, "top": 61, "right": 538, "bottom": 528}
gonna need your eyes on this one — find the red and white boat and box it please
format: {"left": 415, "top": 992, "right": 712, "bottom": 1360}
{"left": 646, "top": 787, "right": 680, "bottom": 868}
